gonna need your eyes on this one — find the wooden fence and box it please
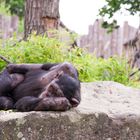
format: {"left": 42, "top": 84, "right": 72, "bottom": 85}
{"left": 80, "top": 19, "right": 138, "bottom": 58}
{"left": 0, "top": 15, "right": 138, "bottom": 60}
{"left": 0, "top": 15, "right": 19, "bottom": 40}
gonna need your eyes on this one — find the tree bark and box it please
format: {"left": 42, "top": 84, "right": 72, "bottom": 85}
{"left": 24, "top": 0, "right": 60, "bottom": 39}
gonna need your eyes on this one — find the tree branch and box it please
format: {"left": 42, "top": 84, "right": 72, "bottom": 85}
{"left": 0, "top": 55, "right": 12, "bottom": 64}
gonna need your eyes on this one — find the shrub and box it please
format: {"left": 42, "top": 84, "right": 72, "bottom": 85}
{"left": 0, "top": 34, "right": 132, "bottom": 86}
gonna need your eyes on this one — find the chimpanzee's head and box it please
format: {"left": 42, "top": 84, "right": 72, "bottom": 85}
{"left": 56, "top": 74, "right": 81, "bottom": 107}
{"left": 43, "top": 73, "right": 81, "bottom": 107}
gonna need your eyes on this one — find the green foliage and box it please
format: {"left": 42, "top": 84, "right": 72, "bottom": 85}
{"left": 0, "top": 34, "right": 133, "bottom": 86}
{"left": 102, "top": 20, "right": 119, "bottom": 33}
{"left": 128, "top": 69, "right": 140, "bottom": 88}
{"left": 99, "top": 0, "right": 139, "bottom": 17}
{"left": 0, "top": 0, "right": 24, "bottom": 18}
{"left": 0, "top": 1, "right": 10, "bottom": 15}
{"left": 99, "top": 0, "right": 140, "bottom": 32}
{"left": 0, "top": 2, "right": 24, "bottom": 33}
{"left": 17, "top": 19, "right": 24, "bottom": 33}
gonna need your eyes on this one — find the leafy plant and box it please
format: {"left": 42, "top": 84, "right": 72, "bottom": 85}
{"left": 0, "top": 34, "right": 134, "bottom": 86}
{"left": 99, "top": 0, "right": 140, "bottom": 32}
{"left": 0, "top": 1, "right": 10, "bottom": 15}
{"left": 0, "top": 0, "right": 24, "bottom": 18}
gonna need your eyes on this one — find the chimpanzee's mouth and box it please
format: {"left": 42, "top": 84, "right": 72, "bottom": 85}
{"left": 70, "top": 98, "right": 80, "bottom": 107}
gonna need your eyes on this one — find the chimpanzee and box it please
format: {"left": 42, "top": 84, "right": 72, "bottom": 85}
{"left": 0, "top": 62, "right": 81, "bottom": 112}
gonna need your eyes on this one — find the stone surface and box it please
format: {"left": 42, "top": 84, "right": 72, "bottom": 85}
{"left": 0, "top": 81, "right": 140, "bottom": 140}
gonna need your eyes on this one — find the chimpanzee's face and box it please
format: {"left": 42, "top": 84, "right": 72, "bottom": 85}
{"left": 39, "top": 74, "right": 81, "bottom": 107}
{"left": 56, "top": 74, "right": 81, "bottom": 107}
{"left": 46, "top": 79, "right": 64, "bottom": 97}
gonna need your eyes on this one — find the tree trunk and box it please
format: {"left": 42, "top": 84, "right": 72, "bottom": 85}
{"left": 24, "top": 0, "right": 60, "bottom": 39}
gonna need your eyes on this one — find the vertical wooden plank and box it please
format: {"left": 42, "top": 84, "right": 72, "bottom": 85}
{"left": 4, "top": 16, "right": 11, "bottom": 38}
{"left": 98, "top": 19, "right": 104, "bottom": 57}
{"left": 11, "top": 15, "right": 19, "bottom": 32}
{"left": 88, "top": 25, "right": 94, "bottom": 52}
{"left": 0, "top": 15, "right": 2, "bottom": 38}
{"left": 93, "top": 19, "right": 99, "bottom": 56}
{"left": 123, "top": 21, "right": 129, "bottom": 45}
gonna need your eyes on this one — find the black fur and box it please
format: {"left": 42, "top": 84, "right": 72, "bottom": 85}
{"left": 13, "top": 70, "right": 47, "bottom": 100}
{"left": 56, "top": 74, "right": 80, "bottom": 100}
{"left": 0, "top": 69, "right": 12, "bottom": 96}
{"left": 0, "top": 96, "right": 14, "bottom": 110}
{"left": 0, "top": 62, "right": 81, "bottom": 111}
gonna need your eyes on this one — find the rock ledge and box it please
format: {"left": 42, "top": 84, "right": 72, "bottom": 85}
{"left": 0, "top": 81, "right": 140, "bottom": 140}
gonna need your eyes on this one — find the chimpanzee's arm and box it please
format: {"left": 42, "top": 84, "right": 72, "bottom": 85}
{"left": 15, "top": 96, "right": 71, "bottom": 112}
{"left": 7, "top": 63, "right": 59, "bottom": 74}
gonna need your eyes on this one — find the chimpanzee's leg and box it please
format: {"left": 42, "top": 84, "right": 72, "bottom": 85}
{"left": 0, "top": 96, "right": 14, "bottom": 110}
{"left": 7, "top": 62, "right": 78, "bottom": 79}
{"left": 7, "top": 63, "right": 59, "bottom": 74}
{"left": 49, "top": 62, "right": 79, "bottom": 79}
{"left": 14, "top": 96, "right": 71, "bottom": 112}
{"left": 7, "top": 64, "right": 43, "bottom": 74}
